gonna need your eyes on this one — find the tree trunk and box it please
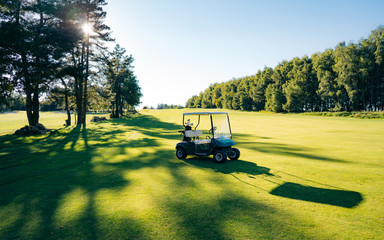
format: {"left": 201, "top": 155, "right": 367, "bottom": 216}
{"left": 76, "top": 88, "right": 82, "bottom": 125}
{"left": 31, "top": 85, "right": 40, "bottom": 125}
{"left": 25, "top": 85, "right": 40, "bottom": 126}
{"left": 114, "top": 76, "right": 120, "bottom": 118}
{"left": 115, "top": 94, "right": 119, "bottom": 118}
{"left": 81, "top": 42, "right": 89, "bottom": 124}
{"left": 60, "top": 79, "right": 71, "bottom": 125}
{"left": 25, "top": 0, "right": 43, "bottom": 126}
{"left": 77, "top": 43, "right": 85, "bottom": 125}
{"left": 26, "top": 90, "right": 33, "bottom": 126}
{"left": 81, "top": 12, "right": 90, "bottom": 124}
{"left": 76, "top": 74, "right": 83, "bottom": 125}
{"left": 66, "top": 108, "right": 71, "bottom": 126}
{"left": 15, "top": 1, "right": 21, "bottom": 24}
{"left": 64, "top": 87, "right": 71, "bottom": 126}
{"left": 77, "top": 94, "right": 83, "bottom": 125}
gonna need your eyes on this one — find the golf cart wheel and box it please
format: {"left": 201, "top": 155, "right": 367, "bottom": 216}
{"left": 229, "top": 148, "right": 240, "bottom": 160}
{"left": 176, "top": 148, "right": 187, "bottom": 159}
{"left": 213, "top": 151, "right": 227, "bottom": 163}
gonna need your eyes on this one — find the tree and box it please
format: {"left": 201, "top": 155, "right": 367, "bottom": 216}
{"left": 201, "top": 85, "right": 214, "bottom": 108}
{"left": 48, "top": 77, "right": 74, "bottom": 125}
{"left": 249, "top": 67, "right": 274, "bottom": 111}
{"left": 68, "top": 0, "right": 111, "bottom": 124}
{"left": 186, "top": 95, "right": 197, "bottom": 108}
{"left": 0, "top": 0, "right": 80, "bottom": 125}
{"left": 312, "top": 49, "right": 340, "bottom": 111}
{"left": 222, "top": 81, "right": 237, "bottom": 109}
{"left": 101, "top": 44, "right": 141, "bottom": 117}
{"left": 334, "top": 42, "right": 363, "bottom": 110}
{"left": 0, "top": 92, "right": 25, "bottom": 112}
{"left": 239, "top": 93, "right": 253, "bottom": 111}
{"left": 87, "top": 84, "right": 110, "bottom": 112}
{"left": 283, "top": 57, "right": 318, "bottom": 112}
{"left": 365, "top": 26, "right": 384, "bottom": 110}
{"left": 232, "top": 92, "right": 241, "bottom": 110}
{"left": 265, "top": 84, "right": 284, "bottom": 112}
{"left": 0, "top": 76, "right": 13, "bottom": 108}
{"left": 211, "top": 83, "right": 223, "bottom": 108}
{"left": 261, "top": 61, "right": 292, "bottom": 112}
{"left": 194, "top": 92, "right": 203, "bottom": 108}
{"left": 121, "top": 73, "right": 142, "bottom": 110}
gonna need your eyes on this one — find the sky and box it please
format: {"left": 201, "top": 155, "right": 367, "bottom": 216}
{"left": 103, "top": 0, "right": 384, "bottom": 108}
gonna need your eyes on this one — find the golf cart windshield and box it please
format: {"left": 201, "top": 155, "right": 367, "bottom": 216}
{"left": 212, "top": 114, "right": 231, "bottom": 138}
{"left": 183, "top": 112, "right": 232, "bottom": 139}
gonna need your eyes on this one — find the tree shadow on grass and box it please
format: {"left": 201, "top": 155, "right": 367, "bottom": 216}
{"left": 0, "top": 114, "right": 364, "bottom": 239}
{"left": 111, "top": 114, "right": 183, "bottom": 140}
{"left": 0, "top": 124, "right": 158, "bottom": 239}
{"left": 157, "top": 190, "right": 312, "bottom": 240}
{"left": 236, "top": 138, "right": 347, "bottom": 163}
{"left": 0, "top": 115, "right": 208, "bottom": 239}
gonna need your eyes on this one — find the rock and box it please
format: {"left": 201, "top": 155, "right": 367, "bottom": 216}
{"left": 90, "top": 116, "right": 107, "bottom": 122}
{"left": 35, "top": 123, "right": 46, "bottom": 130}
{"left": 14, "top": 123, "right": 49, "bottom": 136}
{"left": 30, "top": 125, "right": 44, "bottom": 135}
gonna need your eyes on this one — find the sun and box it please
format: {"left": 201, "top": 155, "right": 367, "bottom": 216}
{"left": 82, "top": 23, "right": 93, "bottom": 35}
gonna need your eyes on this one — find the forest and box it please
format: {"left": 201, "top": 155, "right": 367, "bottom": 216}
{"left": 186, "top": 26, "right": 384, "bottom": 112}
{"left": 0, "top": 0, "right": 142, "bottom": 126}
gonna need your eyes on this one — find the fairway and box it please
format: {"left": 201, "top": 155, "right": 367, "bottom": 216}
{"left": 0, "top": 111, "right": 107, "bottom": 135}
{"left": 0, "top": 110, "right": 384, "bottom": 239}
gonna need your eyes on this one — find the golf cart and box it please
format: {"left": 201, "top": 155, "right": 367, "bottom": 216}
{"left": 176, "top": 112, "right": 240, "bottom": 163}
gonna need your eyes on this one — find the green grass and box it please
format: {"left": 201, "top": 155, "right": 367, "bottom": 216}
{"left": 0, "top": 111, "right": 107, "bottom": 135}
{"left": 0, "top": 109, "right": 384, "bottom": 239}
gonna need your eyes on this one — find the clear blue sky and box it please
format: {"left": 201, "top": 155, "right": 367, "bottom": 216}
{"left": 104, "top": 0, "right": 384, "bottom": 108}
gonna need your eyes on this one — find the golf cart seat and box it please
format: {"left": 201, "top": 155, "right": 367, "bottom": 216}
{"left": 185, "top": 130, "right": 202, "bottom": 138}
{"left": 194, "top": 139, "right": 211, "bottom": 145}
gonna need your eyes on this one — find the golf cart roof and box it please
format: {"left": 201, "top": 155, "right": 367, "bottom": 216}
{"left": 183, "top": 112, "right": 228, "bottom": 116}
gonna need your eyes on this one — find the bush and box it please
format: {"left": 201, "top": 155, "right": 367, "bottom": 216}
{"left": 301, "top": 111, "right": 384, "bottom": 119}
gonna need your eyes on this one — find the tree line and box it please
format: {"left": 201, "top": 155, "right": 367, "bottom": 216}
{"left": 186, "top": 26, "right": 384, "bottom": 112}
{"left": 0, "top": 0, "right": 142, "bottom": 126}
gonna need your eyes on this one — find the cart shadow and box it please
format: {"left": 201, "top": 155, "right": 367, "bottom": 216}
{"left": 184, "top": 157, "right": 273, "bottom": 176}
{"left": 270, "top": 182, "right": 363, "bottom": 208}
{"left": 184, "top": 157, "right": 363, "bottom": 208}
